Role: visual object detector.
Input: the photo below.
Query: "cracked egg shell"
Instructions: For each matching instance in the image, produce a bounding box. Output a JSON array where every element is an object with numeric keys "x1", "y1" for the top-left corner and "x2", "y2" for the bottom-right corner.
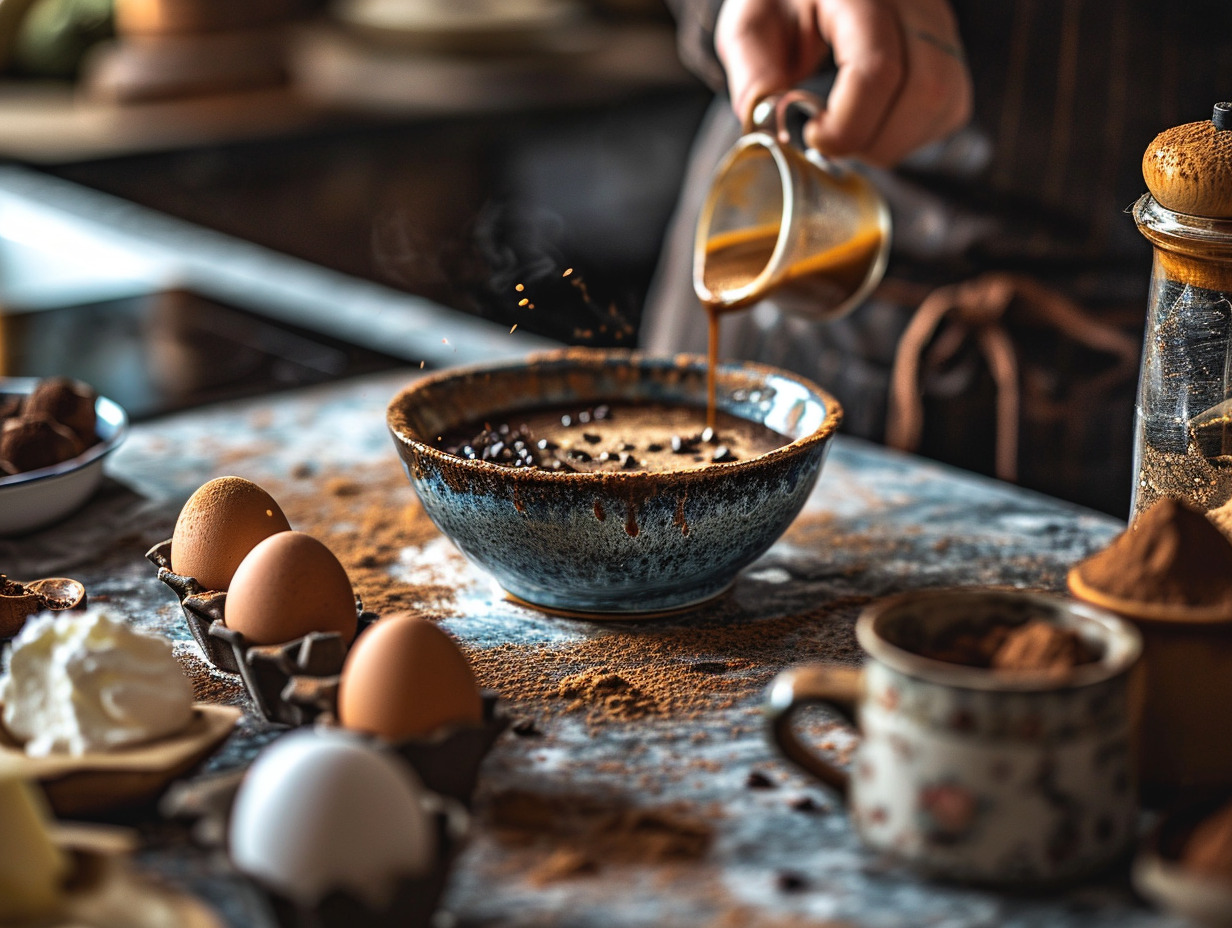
[
  {"x1": 338, "y1": 613, "x2": 481, "y2": 741},
  {"x1": 171, "y1": 476, "x2": 291, "y2": 592},
  {"x1": 225, "y1": 531, "x2": 357, "y2": 646}
]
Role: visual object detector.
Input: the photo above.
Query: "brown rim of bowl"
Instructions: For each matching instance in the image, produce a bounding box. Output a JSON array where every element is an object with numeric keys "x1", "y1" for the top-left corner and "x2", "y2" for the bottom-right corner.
[
  {"x1": 1067, "y1": 567, "x2": 1232, "y2": 625},
  {"x1": 854, "y1": 588, "x2": 1143, "y2": 692},
  {"x1": 385, "y1": 348, "x2": 843, "y2": 484}
]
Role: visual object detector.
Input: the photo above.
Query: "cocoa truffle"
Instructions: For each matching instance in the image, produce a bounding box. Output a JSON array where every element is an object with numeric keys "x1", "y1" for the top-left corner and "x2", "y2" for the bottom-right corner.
[
  {"x1": 24, "y1": 377, "x2": 97, "y2": 447},
  {"x1": 0, "y1": 394, "x2": 21, "y2": 422},
  {"x1": 0, "y1": 417, "x2": 82, "y2": 473}
]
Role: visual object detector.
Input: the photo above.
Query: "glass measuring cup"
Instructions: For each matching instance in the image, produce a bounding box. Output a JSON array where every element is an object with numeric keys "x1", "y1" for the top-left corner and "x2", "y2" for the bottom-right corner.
[{"x1": 693, "y1": 91, "x2": 891, "y2": 319}]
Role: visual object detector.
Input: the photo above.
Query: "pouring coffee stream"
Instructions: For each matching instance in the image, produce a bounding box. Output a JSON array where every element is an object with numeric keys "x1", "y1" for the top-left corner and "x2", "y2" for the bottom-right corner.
[{"x1": 694, "y1": 91, "x2": 891, "y2": 429}]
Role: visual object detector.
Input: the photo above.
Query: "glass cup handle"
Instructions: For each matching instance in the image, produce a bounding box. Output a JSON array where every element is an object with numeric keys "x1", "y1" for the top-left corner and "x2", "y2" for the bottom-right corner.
[{"x1": 765, "y1": 663, "x2": 862, "y2": 796}]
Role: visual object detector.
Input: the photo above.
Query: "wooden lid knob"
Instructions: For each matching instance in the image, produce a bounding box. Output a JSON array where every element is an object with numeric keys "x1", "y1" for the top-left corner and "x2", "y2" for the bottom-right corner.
[{"x1": 1143, "y1": 103, "x2": 1232, "y2": 218}]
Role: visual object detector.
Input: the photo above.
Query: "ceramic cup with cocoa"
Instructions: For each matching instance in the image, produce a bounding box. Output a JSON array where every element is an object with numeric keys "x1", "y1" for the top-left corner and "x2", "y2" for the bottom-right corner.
[{"x1": 766, "y1": 589, "x2": 1143, "y2": 885}]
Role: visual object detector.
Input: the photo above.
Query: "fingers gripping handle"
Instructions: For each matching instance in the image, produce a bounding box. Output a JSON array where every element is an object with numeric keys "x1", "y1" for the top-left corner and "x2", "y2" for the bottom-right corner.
[{"x1": 765, "y1": 663, "x2": 862, "y2": 797}]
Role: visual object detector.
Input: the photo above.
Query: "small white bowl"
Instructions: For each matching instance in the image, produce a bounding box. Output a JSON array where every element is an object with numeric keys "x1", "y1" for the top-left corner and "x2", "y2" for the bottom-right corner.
[
  {"x1": 1134, "y1": 799, "x2": 1232, "y2": 928},
  {"x1": 0, "y1": 378, "x2": 129, "y2": 535}
]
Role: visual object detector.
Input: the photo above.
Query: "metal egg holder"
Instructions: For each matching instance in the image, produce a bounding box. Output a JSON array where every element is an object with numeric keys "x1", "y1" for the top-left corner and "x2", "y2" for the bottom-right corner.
[
  {"x1": 146, "y1": 539, "x2": 372, "y2": 726},
  {"x1": 147, "y1": 539, "x2": 510, "y2": 805}
]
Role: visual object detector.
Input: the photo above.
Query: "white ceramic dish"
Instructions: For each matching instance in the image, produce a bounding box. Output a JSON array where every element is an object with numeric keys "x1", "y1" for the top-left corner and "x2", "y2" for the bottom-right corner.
[
  {"x1": 1133, "y1": 799, "x2": 1232, "y2": 928},
  {"x1": 0, "y1": 378, "x2": 129, "y2": 535}
]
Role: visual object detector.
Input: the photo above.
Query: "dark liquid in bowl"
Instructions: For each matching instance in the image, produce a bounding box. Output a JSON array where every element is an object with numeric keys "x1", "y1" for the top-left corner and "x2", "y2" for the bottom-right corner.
[{"x1": 435, "y1": 401, "x2": 789, "y2": 473}]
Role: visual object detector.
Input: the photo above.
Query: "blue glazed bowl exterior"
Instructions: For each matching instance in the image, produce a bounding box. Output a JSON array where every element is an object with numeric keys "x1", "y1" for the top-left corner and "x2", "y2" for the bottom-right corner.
[{"x1": 386, "y1": 349, "x2": 842, "y2": 615}]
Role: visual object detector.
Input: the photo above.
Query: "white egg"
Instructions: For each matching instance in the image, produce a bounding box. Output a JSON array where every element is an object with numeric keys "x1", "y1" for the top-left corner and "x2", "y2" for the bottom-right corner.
[{"x1": 229, "y1": 730, "x2": 434, "y2": 909}]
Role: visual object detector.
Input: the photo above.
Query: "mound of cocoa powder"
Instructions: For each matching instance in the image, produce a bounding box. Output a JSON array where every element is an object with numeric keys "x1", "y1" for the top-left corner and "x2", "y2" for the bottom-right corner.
[
  {"x1": 913, "y1": 620, "x2": 1096, "y2": 673},
  {"x1": 1074, "y1": 497, "x2": 1232, "y2": 609}
]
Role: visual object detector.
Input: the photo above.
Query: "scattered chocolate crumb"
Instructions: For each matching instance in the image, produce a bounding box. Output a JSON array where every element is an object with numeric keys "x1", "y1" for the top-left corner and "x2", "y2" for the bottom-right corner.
[
  {"x1": 512, "y1": 719, "x2": 542, "y2": 737},
  {"x1": 775, "y1": 871, "x2": 808, "y2": 893},
  {"x1": 789, "y1": 796, "x2": 820, "y2": 813},
  {"x1": 745, "y1": 771, "x2": 776, "y2": 790}
]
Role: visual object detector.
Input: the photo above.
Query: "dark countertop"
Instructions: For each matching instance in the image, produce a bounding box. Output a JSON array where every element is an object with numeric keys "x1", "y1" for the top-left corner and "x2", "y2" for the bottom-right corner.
[{"x1": 1, "y1": 368, "x2": 1169, "y2": 928}]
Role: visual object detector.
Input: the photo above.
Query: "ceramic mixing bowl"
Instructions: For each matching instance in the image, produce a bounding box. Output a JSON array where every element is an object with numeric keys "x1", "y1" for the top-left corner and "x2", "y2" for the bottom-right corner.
[{"x1": 386, "y1": 349, "x2": 842, "y2": 615}]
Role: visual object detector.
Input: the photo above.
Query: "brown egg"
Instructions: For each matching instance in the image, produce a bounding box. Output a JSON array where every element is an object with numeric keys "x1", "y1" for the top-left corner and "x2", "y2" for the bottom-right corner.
[
  {"x1": 225, "y1": 531, "x2": 358, "y2": 645},
  {"x1": 171, "y1": 476, "x2": 291, "y2": 591},
  {"x1": 338, "y1": 613, "x2": 482, "y2": 741}
]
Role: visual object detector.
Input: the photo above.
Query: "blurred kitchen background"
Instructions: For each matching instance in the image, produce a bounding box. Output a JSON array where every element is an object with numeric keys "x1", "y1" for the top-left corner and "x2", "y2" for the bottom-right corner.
[{"x1": 0, "y1": 0, "x2": 710, "y2": 417}]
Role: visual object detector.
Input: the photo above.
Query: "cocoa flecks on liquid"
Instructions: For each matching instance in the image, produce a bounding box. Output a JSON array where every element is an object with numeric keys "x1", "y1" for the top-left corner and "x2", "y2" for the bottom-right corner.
[{"x1": 437, "y1": 402, "x2": 785, "y2": 475}]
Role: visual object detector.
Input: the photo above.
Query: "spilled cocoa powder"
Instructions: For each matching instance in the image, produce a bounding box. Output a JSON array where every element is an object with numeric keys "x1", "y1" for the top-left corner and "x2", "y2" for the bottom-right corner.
[
  {"x1": 487, "y1": 789, "x2": 713, "y2": 885},
  {"x1": 254, "y1": 464, "x2": 868, "y2": 728},
  {"x1": 464, "y1": 597, "x2": 868, "y2": 728},
  {"x1": 262, "y1": 465, "x2": 458, "y2": 618},
  {"x1": 173, "y1": 645, "x2": 246, "y2": 707},
  {"x1": 1074, "y1": 497, "x2": 1232, "y2": 609}
]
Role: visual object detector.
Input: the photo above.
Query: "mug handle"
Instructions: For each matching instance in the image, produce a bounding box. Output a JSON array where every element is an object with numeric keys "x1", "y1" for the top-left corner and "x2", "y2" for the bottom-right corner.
[{"x1": 765, "y1": 663, "x2": 863, "y2": 797}]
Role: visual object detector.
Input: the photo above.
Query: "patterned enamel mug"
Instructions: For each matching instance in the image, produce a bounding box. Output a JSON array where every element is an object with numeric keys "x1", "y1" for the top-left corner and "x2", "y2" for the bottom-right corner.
[{"x1": 767, "y1": 589, "x2": 1143, "y2": 884}]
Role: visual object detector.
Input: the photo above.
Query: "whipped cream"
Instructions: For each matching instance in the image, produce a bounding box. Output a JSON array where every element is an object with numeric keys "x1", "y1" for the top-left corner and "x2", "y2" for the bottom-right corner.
[{"x1": 0, "y1": 609, "x2": 194, "y2": 756}]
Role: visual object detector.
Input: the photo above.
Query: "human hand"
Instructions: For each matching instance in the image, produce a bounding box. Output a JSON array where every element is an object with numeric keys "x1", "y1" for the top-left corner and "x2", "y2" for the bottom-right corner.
[{"x1": 714, "y1": 0, "x2": 972, "y2": 167}]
